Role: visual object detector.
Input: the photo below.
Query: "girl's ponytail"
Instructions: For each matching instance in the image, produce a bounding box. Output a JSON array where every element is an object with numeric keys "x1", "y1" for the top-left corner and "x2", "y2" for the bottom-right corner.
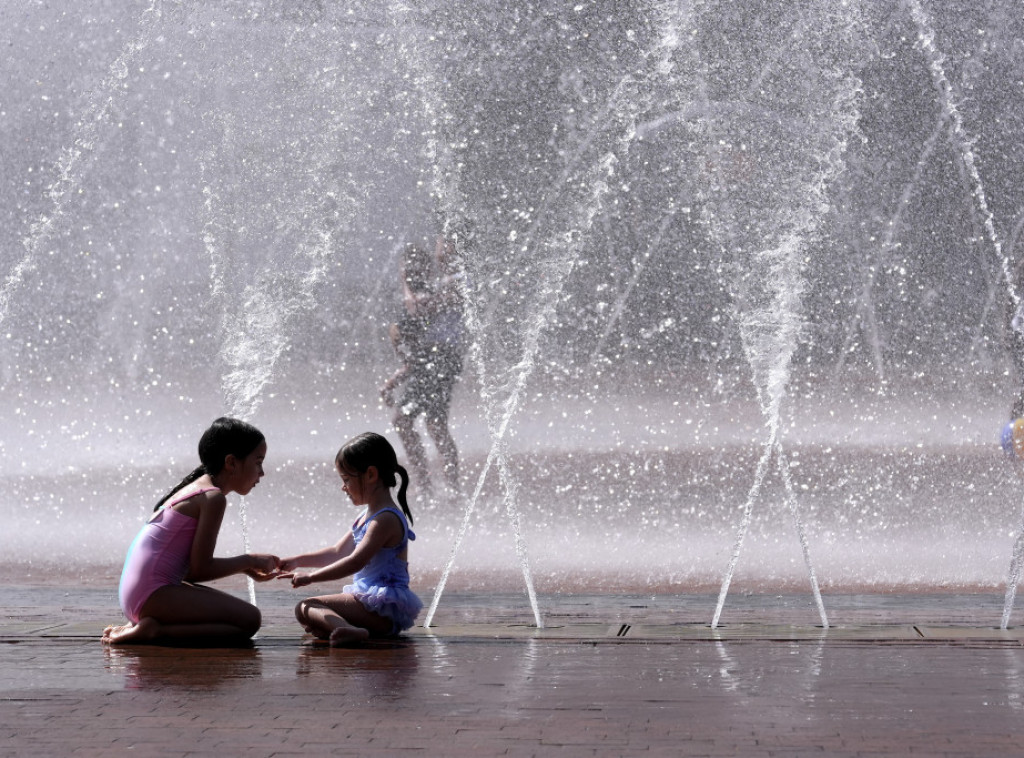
[
  {"x1": 395, "y1": 463, "x2": 413, "y2": 526},
  {"x1": 154, "y1": 465, "x2": 206, "y2": 511}
]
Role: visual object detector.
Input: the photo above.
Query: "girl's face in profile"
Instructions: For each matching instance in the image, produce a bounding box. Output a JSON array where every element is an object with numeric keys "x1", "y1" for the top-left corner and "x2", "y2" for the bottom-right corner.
[
  {"x1": 234, "y1": 441, "x2": 267, "y2": 496},
  {"x1": 338, "y1": 464, "x2": 365, "y2": 506}
]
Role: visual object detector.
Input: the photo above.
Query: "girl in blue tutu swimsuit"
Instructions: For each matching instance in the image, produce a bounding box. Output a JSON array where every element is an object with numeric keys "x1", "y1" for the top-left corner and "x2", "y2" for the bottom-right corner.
[{"x1": 278, "y1": 432, "x2": 422, "y2": 644}]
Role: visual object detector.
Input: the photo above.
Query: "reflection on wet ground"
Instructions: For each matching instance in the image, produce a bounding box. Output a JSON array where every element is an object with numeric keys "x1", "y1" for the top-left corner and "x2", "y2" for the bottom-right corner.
[
  {"x1": 1, "y1": 585, "x2": 1020, "y2": 632},
  {"x1": 1, "y1": 585, "x2": 1017, "y2": 629},
  {"x1": 4, "y1": 589, "x2": 1024, "y2": 755},
  {"x1": 4, "y1": 629, "x2": 1024, "y2": 756}
]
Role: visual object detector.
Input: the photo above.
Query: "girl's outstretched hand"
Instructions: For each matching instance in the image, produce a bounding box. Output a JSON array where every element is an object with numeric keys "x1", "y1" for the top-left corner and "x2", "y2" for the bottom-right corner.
[
  {"x1": 246, "y1": 553, "x2": 282, "y2": 582},
  {"x1": 247, "y1": 567, "x2": 282, "y2": 582},
  {"x1": 275, "y1": 571, "x2": 314, "y2": 588}
]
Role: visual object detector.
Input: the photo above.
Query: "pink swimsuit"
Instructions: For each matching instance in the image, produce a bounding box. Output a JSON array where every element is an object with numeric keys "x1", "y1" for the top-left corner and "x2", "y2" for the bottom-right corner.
[{"x1": 117, "y1": 488, "x2": 219, "y2": 623}]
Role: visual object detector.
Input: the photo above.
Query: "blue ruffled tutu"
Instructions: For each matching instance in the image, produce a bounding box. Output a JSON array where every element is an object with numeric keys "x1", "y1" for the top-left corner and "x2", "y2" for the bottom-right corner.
[{"x1": 344, "y1": 576, "x2": 423, "y2": 633}]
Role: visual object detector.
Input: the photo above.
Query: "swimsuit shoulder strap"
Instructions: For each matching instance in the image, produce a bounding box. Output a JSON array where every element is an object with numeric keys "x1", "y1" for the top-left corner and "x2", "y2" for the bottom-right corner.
[
  {"x1": 164, "y1": 486, "x2": 221, "y2": 510},
  {"x1": 363, "y1": 506, "x2": 412, "y2": 542}
]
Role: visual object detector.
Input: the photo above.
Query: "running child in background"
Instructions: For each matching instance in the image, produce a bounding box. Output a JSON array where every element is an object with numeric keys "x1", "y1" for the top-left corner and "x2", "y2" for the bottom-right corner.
[
  {"x1": 102, "y1": 417, "x2": 280, "y2": 645},
  {"x1": 277, "y1": 432, "x2": 422, "y2": 644},
  {"x1": 381, "y1": 239, "x2": 464, "y2": 494}
]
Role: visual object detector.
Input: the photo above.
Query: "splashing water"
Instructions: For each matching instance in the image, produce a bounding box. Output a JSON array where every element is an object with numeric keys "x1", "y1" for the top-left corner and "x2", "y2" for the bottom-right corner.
[
  {"x1": 9, "y1": 0, "x2": 1024, "y2": 627},
  {"x1": 0, "y1": 0, "x2": 167, "y2": 327},
  {"x1": 909, "y1": 0, "x2": 1018, "y2": 314},
  {"x1": 588, "y1": 206, "x2": 679, "y2": 368},
  {"x1": 907, "y1": 0, "x2": 1024, "y2": 629},
  {"x1": 219, "y1": 238, "x2": 335, "y2": 606},
  {"x1": 711, "y1": 231, "x2": 831, "y2": 629},
  {"x1": 1003, "y1": 496, "x2": 1024, "y2": 630},
  {"x1": 335, "y1": 242, "x2": 406, "y2": 374},
  {"x1": 195, "y1": 85, "x2": 355, "y2": 420},
  {"x1": 696, "y1": 0, "x2": 867, "y2": 627},
  {"x1": 189, "y1": 12, "x2": 371, "y2": 605},
  {"x1": 384, "y1": 1, "x2": 546, "y2": 627},
  {"x1": 834, "y1": 106, "x2": 950, "y2": 385},
  {"x1": 402, "y1": 0, "x2": 694, "y2": 628},
  {"x1": 908, "y1": 0, "x2": 1024, "y2": 628}
]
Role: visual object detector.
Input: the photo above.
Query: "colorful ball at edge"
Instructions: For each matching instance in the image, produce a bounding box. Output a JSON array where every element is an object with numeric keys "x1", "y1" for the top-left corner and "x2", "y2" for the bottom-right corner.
[{"x1": 1002, "y1": 418, "x2": 1024, "y2": 460}]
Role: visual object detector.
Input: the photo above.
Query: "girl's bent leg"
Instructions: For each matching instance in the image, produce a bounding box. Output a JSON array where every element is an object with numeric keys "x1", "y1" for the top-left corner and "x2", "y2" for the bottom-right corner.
[
  {"x1": 107, "y1": 584, "x2": 261, "y2": 644},
  {"x1": 394, "y1": 411, "x2": 431, "y2": 493},
  {"x1": 425, "y1": 414, "x2": 459, "y2": 492},
  {"x1": 295, "y1": 593, "x2": 393, "y2": 645}
]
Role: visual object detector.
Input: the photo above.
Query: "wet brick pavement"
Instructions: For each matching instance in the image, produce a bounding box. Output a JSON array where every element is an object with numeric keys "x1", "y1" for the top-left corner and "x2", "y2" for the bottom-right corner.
[{"x1": 3, "y1": 589, "x2": 1024, "y2": 757}]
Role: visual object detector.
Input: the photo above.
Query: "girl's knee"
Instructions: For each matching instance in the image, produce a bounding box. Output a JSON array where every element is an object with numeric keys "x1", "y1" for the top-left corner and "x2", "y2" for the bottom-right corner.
[
  {"x1": 295, "y1": 598, "x2": 322, "y2": 623},
  {"x1": 240, "y1": 605, "x2": 262, "y2": 637}
]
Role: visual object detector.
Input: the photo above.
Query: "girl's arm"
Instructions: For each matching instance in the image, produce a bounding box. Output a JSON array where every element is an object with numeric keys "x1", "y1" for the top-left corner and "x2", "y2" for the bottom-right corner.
[
  {"x1": 185, "y1": 491, "x2": 278, "y2": 582},
  {"x1": 279, "y1": 532, "x2": 354, "y2": 572},
  {"x1": 380, "y1": 364, "x2": 410, "y2": 407},
  {"x1": 403, "y1": 280, "x2": 423, "y2": 315},
  {"x1": 287, "y1": 514, "x2": 401, "y2": 588}
]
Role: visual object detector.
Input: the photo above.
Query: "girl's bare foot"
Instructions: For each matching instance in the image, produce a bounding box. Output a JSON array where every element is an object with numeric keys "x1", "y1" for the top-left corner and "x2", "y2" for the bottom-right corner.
[
  {"x1": 302, "y1": 624, "x2": 330, "y2": 641},
  {"x1": 329, "y1": 625, "x2": 370, "y2": 646},
  {"x1": 101, "y1": 617, "x2": 161, "y2": 644}
]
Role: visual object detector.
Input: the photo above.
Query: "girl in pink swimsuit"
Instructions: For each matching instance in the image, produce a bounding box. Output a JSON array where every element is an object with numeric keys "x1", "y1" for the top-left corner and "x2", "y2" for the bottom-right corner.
[{"x1": 102, "y1": 417, "x2": 280, "y2": 645}]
